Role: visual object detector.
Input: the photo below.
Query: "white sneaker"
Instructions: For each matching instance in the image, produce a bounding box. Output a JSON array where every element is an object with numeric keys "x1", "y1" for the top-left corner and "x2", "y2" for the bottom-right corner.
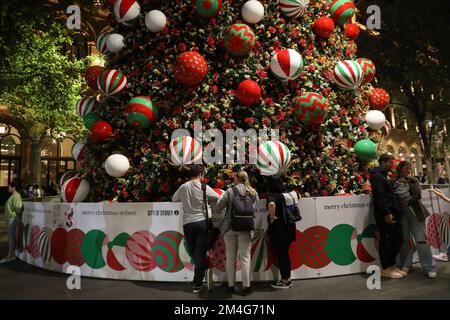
[
  {"x1": 0, "y1": 257, "x2": 15, "y2": 264},
  {"x1": 433, "y1": 253, "x2": 448, "y2": 262},
  {"x1": 427, "y1": 271, "x2": 437, "y2": 279}
]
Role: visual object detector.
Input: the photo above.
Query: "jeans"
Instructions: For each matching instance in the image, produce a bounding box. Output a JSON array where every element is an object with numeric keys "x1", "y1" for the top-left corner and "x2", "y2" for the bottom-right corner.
[
  {"x1": 7, "y1": 217, "x2": 19, "y2": 256},
  {"x1": 399, "y1": 209, "x2": 436, "y2": 272},
  {"x1": 223, "y1": 230, "x2": 252, "y2": 288},
  {"x1": 376, "y1": 217, "x2": 403, "y2": 270},
  {"x1": 183, "y1": 221, "x2": 208, "y2": 287}
]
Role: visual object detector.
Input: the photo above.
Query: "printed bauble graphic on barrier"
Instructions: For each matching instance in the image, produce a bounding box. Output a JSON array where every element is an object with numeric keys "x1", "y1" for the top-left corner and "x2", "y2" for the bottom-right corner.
[
  {"x1": 51, "y1": 227, "x2": 68, "y2": 264},
  {"x1": 65, "y1": 229, "x2": 85, "y2": 266},
  {"x1": 356, "y1": 224, "x2": 377, "y2": 263},
  {"x1": 23, "y1": 223, "x2": 30, "y2": 252},
  {"x1": 38, "y1": 227, "x2": 53, "y2": 261},
  {"x1": 288, "y1": 229, "x2": 304, "y2": 270},
  {"x1": 82, "y1": 230, "x2": 108, "y2": 269},
  {"x1": 107, "y1": 232, "x2": 129, "y2": 271},
  {"x1": 440, "y1": 212, "x2": 449, "y2": 246},
  {"x1": 15, "y1": 222, "x2": 24, "y2": 252},
  {"x1": 151, "y1": 231, "x2": 184, "y2": 273},
  {"x1": 325, "y1": 224, "x2": 357, "y2": 266},
  {"x1": 251, "y1": 228, "x2": 276, "y2": 272},
  {"x1": 427, "y1": 213, "x2": 442, "y2": 248},
  {"x1": 297, "y1": 226, "x2": 331, "y2": 269},
  {"x1": 179, "y1": 238, "x2": 194, "y2": 271},
  {"x1": 28, "y1": 225, "x2": 41, "y2": 259},
  {"x1": 126, "y1": 230, "x2": 156, "y2": 272},
  {"x1": 207, "y1": 235, "x2": 241, "y2": 272}
]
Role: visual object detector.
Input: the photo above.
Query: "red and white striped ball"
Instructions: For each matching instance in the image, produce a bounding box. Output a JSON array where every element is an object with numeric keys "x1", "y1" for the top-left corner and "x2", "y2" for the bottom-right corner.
[
  {"x1": 76, "y1": 96, "x2": 96, "y2": 118},
  {"x1": 60, "y1": 170, "x2": 81, "y2": 189},
  {"x1": 114, "y1": 0, "x2": 141, "y2": 26},
  {"x1": 269, "y1": 49, "x2": 303, "y2": 81},
  {"x1": 61, "y1": 177, "x2": 90, "y2": 203},
  {"x1": 126, "y1": 230, "x2": 157, "y2": 272},
  {"x1": 72, "y1": 141, "x2": 86, "y2": 161}
]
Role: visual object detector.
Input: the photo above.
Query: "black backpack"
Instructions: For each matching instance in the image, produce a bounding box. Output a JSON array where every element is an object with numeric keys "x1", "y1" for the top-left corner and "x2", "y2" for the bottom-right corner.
[
  {"x1": 230, "y1": 187, "x2": 255, "y2": 231},
  {"x1": 281, "y1": 191, "x2": 302, "y2": 224}
]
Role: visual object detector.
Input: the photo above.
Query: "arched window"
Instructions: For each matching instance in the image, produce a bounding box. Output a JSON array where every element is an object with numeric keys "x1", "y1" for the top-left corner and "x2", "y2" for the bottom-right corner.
[
  {"x1": 0, "y1": 123, "x2": 22, "y2": 186},
  {"x1": 41, "y1": 136, "x2": 76, "y2": 187}
]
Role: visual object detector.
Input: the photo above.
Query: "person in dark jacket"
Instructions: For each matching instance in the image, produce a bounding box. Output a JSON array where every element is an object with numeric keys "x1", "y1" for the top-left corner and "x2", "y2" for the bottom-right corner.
[
  {"x1": 265, "y1": 176, "x2": 296, "y2": 289},
  {"x1": 370, "y1": 154, "x2": 404, "y2": 279}
]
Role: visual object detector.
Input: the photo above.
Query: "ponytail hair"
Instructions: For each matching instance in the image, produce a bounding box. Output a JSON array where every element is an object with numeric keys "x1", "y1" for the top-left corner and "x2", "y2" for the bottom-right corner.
[{"x1": 237, "y1": 171, "x2": 256, "y2": 197}]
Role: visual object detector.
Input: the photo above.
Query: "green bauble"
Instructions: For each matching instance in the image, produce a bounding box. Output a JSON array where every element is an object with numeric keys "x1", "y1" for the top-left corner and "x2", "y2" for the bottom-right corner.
[
  {"x1": 325, "y1": 224, "x2": 357, "y2": 266},
  {"x1": 354, "y1": 139, "x2": 377, "y2": 161},
  {"x1": 83, "y1": 112, "x2": 101, "y2": 130}
]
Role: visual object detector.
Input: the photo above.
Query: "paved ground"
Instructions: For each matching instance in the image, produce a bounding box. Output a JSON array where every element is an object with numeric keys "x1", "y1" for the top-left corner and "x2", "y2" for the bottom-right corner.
[{"x1": 0, "y1": 240, "x2": 449, "y2": 300}]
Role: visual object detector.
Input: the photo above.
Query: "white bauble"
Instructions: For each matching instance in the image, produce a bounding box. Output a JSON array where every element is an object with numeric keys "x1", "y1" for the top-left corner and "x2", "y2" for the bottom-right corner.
[
  {"x1": 242, "y1": 0, "x2": 264, "y2": 24},
  {"x1": 106, "y1": 33, "x2": 125, "y2": 53},
  {"x1": 105, "y1": 154, "x2": 130, "y2": 178},
  {"x1": 145, "y1": 10, "x2": 166, "y2": 33},
  {"x1": 365, "y1": 110, "x2": 386, "y2": 130}
]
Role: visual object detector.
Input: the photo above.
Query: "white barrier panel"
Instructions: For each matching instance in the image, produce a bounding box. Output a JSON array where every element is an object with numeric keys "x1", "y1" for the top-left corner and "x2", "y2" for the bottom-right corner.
[{"x1": 16, "y1": 195, "x2": 385, "y2": 282}]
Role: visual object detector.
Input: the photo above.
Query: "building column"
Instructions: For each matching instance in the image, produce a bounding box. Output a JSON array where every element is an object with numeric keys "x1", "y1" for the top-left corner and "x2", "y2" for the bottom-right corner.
[{"x1": 28, "y1": 139, "x2": 42, "y2": 186}]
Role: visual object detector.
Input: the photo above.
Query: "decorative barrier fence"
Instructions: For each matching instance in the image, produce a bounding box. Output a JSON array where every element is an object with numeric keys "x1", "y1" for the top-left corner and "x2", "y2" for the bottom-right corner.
[{"x1": 15, "y1": 190, "x2": 450, "y2": 282}]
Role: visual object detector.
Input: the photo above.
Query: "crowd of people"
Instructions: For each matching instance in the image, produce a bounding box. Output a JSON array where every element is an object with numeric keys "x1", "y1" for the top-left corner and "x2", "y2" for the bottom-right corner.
[{"x1": 1, "y1": 159, "x2": 449, "y2": 293}]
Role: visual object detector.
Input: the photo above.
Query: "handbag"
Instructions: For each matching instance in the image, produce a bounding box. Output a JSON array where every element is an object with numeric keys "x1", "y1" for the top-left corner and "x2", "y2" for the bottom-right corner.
[
  {"x1": 202, "y1": 183, "x2": 220, "y2": 250},
  {"x1": 281, "y1": 191, "x2": 302, "y2": 224}
]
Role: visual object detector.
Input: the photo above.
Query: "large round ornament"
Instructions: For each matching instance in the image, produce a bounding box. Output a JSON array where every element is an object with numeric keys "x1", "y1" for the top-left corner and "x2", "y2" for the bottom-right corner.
[
  {"x1": 83, "y1": 112, "x2": 101, "y2": 130},
  {"x1": 126, "y1": 231, "x2": 157, "y2": 272},
  {"x1": 329, "y1": 0, "x2": 355, "y2": 25},
  {"x1": 356, "y1": 224, "x2": 377, "y2": 263},
  {"x1": 297, "y1": 226, "x2": 331, "y2": 269},
  {"x1": 106, "y1": 33, "x2": 124, "y2": 53},
  {"x1": 325, "y1": 224, "x2": 357, "y2": 266},
  {"x1": 91, "y1": 121, "x2": 113, "y2": 142},
  {"x1": 236, "y1": 79, "x2": 261, "y2": 106},
  {"x1": 84, "y1": 66, "x2": 105, "y2": 90},
  {"x1": 344, "y1": 23, "x2": 360, "y2": 40},
  {"x1": 354, "y1": 139, "x2": 377, "y2": 161},
  {"x1": 151, "y1": 231, "x2": 184, "y2": 273},
  {"x1": 65, "y1": 229, "x2": 85, "y2": 266},
  {"x1": 279, "y1": 0, "x2": 309, "y2": 19},
  {"x1": 193, "y1": 0, "x2": 222, "y2": 18},
  {"x1": 97, "y1": 69, "x2": 127, "y2": 96},
  {"x1": 333, "y1": 60, "x2": 363, "y2": 90},
  {"x1": 145, "y1": 10, "x2": 166, "y2": 33},
  {"x1": 365, "y1": 110, "x2": 386, "y2": 130},
  {"x1": 105, "y1": 154, "x2": 130, "y2": 178},
  {"x1": 173, "y1": 51, "x2": 208, "y2": 86},
  {"x1": 28, "y1": 225, "x2": 41, "y2": 259},
  {"x1": 427, "y1": 213, "x2": 442, "y2": 249},
  {"x1": 314, "y1": 16, "x2": 335, "y2": 39},
  {"x1": 169, "y1": 136, "x2": 203, "y2": 167},
  {"x1": 114, "y1": 0, "x2": 141, "y2": 26},
  {"x1": 96, "y1": 32, "x2": 110, "y2": 54},
  {"x1": 224, "y1": 23, "x2": 256, "y2": 56},
  {"x1": 60, "y1": 170, "x2": 81, "y2": 188},
  {"x1": 356, "y1": 58, "x2": 376, "y2": 84},
  {"x1": 242, "y1": 0, "x2": 264, "y2": 24},
  {"x1": 256, "y1": 140, "x2": 292, "y2": 176},
  {"x1": 72, "y1": 141, "x2": 86, "y2": 161},
  {"x1": 369, "y1": 88, "x2": 390, "y2": 110},
  {"x1": 269, "y1": 49, "x2": 303, "y2": 81},
  {"x1": 76, "y1": 96, "x2": 96, "y2": 118},
  {"x1": 106, "y1": 232, "x2": 129, "y2": 271},
  {"x1": 126, "y1": 96, "x2": 158, "y2": 129},
  {"x1": 293, "y1": 92, "x2": 329, "y2": 126},
  {"x1": 61, "y1": 177, "x2": 90, "y2": 203}
]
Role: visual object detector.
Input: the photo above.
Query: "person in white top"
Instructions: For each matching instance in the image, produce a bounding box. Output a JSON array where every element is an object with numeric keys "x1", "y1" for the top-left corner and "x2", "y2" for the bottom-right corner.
[{"x1": 172, "y1": 165, "x2": 219, "y2": 294}]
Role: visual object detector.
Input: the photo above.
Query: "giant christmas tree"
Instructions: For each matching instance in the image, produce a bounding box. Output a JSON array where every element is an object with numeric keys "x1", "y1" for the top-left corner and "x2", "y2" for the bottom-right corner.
[{"x1": 71, "y1": 0, "x2": 391, "y2": 203}]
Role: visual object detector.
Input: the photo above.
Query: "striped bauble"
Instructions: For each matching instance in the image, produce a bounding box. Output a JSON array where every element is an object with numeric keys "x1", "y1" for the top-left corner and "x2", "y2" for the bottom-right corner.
[
  {"x1": 169, "y1": 136, "x2": 202, "y2": 168},
  {"x1": 97, "y1": 69, "x2": 127, "y2": 96},
  {"x1": 95, "y1": 32, "x2": 110, "y2": 54},
  {"x1": 332, "y1": 60, "x2": 363, "y2": 90},
  {"x1": 76, "y1": 96, "x2": 95, "y2": 118},
  {"x1": 126, "y1": 96, "x2": 158, "y2": 129},
  {"x1": 270, "y1": 49, "x2": 303, "y2": 81},
  {"x1": 329, "y1": 0, "x2": 355, "y2": 25},
  {"x1": 114, "y1": 0, "x2": 141, "y2": 26},
  {"x1": 279, "y1": 0, "x2": 309, "y2": 18},
  {"x1": 256, "y1": 140, "x2": 292, "y2": 176}
]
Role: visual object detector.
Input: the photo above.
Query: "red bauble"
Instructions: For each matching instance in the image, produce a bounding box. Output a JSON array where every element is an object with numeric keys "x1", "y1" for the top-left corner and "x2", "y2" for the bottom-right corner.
[
  {"x1": 370, "y1": 88, "x2": 390, "y2": 111},
  {"x1": 344, "y1": 23, "x2": 360, "y2": 40},
  {"x1": 84, "y1": 66, "x2": 105, "y2": 90},
  {"x1": 91, "y1": 121, "x2": 113, "y2": 142},
  {"x1": 314, "y1": 17, "x2": 335, "y2": 39},
  {"x1": 173, "y1": 51, "x2": 208, "y2": 86},
  {"x1": 236, "y1": 80, "x2": 261, "y2": 106}
]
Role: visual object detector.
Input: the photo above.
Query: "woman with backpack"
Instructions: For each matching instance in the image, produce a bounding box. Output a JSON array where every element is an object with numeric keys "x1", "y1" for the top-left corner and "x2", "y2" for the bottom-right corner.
[
  {"x1": 266, "y1": 176, "x2": 297, "y2": 289},
  {"x1": 215, "y1": 171, "x2": 259, "y2": 295}
]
